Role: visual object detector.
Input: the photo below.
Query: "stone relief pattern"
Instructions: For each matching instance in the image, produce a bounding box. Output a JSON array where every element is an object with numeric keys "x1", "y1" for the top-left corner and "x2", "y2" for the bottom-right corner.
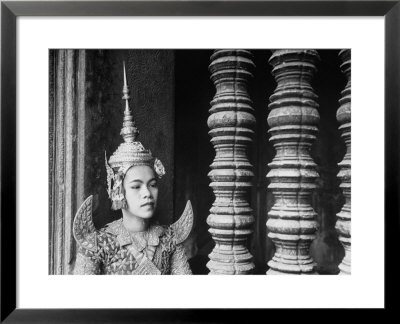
[
  {"x1": 49, "y1": 51, "x2": 55, "y2": 274},
  {"x1": 55, "y1": 50, "x2": 66, "y2": 275}
]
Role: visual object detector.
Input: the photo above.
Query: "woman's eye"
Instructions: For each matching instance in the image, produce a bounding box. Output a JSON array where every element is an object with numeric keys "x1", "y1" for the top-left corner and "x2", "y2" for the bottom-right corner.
[
  {"x1": 131, "y1": 186, "x2": 140, "y2": 190},
  {"x1": 150, "y1": 183, "x2": 158, "y2": 188}
]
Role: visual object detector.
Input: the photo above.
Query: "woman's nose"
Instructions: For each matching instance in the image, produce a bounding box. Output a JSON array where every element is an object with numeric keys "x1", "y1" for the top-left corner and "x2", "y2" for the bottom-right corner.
[{"x1": 141, "y1": 186, "x2": 152, "y2": 198}]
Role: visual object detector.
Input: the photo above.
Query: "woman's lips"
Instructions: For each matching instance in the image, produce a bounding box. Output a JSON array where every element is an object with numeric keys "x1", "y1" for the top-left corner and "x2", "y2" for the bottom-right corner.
[{"x1": 141, "y1": 202, "x2": 154, "y2": 208}]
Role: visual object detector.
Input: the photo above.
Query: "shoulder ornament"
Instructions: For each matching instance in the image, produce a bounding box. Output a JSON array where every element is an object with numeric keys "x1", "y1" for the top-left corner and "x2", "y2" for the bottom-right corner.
[
  {"x1": 73, "y1": 195, "x2": 97, "y2": 252},
  {"x1": 170, "y1": 200, "x2": 194, "y2": 245}
]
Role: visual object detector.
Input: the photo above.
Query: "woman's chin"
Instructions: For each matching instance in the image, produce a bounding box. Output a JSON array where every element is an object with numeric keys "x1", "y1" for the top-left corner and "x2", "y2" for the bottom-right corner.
[
  {"x1": 139, "y1": 213, "x2": 154, "y2": 219},
  {"x1": 124, "y1": 209, "x2": 155, "y2": 220}
]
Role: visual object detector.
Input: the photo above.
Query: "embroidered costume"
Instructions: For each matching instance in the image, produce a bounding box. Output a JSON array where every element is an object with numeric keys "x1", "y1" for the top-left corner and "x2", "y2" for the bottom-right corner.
[
  {"x1": 73, "y1": 196, "x2": 193, "y2": 275},
  {"x1": 72, "y1": 62, "x2": 193, "y2": 275}
]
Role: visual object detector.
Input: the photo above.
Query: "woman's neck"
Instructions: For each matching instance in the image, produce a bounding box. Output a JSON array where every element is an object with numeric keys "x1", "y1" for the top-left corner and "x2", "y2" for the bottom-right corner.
[{"x1": 121, "y1": 210, "x2": 149, "y2": 233}]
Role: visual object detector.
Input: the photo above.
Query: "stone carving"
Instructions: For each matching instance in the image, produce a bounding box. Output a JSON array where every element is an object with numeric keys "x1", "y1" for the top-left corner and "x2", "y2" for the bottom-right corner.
[
  {"x1": 335, "y1": 49, "x2": 351, "y2": 275},
  {"x1": 207, "y1": 50, "x2": 256, "y2": 274},
  {"x1": 49, "y1": 50, "x2": 87, "y2": 275},
  {"x1": 49, "y1": 50, "x2": 55, "y2": 274},
  {"x1": 54, "y1": 50, "x2": 66, "y2": 275},
  {"x1": 266, "y1": 50, "x2": 320, "y2": 275}
]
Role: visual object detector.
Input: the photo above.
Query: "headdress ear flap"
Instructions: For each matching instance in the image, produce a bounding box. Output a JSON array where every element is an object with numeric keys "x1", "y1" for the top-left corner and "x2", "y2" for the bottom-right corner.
[
  {"x1": 154, "y1": 158, "x2": 166, "y2": 179},
  {"x1": 105, "y1": 151, "x2": 114, "y2": 199},
  {"x1": 110, "y1": 167, "x2": 128, "y2": 211}
]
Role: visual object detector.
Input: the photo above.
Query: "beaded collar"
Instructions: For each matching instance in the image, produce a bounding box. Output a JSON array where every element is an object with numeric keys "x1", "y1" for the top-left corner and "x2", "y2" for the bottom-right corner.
[{"x1": 103, "y1": 218, "x2": 164, "y2": 252}]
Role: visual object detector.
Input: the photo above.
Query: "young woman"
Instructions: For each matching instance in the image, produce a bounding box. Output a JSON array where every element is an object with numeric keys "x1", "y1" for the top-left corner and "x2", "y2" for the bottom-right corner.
[{"x1": 73, "y1": 64, "x2": 193, "y2": 275}]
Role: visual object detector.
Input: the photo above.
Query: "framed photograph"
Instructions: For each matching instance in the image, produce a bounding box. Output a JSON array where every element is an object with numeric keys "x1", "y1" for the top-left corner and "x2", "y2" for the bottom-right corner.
[{"x1": 1, "y1": 0, "x2": 398, "y2": 321}]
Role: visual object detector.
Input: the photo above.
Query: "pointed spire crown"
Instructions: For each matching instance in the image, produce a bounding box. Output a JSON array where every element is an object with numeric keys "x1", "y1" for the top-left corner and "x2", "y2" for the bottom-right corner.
[
  {"x1": 107, "y1": 62, "x2": 165, "y2": 178},
  {"x1": 120, "y1": 61, "x2": 139, "y2": 143}
]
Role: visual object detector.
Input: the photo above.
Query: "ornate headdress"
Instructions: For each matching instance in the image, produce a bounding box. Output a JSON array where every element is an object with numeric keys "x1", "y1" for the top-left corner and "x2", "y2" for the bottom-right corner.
[{"x1": 105, "y1": 62, "x2": 165, "y2": 210}]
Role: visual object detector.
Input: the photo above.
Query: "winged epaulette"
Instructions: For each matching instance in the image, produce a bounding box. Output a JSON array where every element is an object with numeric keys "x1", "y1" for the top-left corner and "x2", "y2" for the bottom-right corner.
[
  {"x1": 170, "y1": 200, "x2": 194, "y2": 245},
  {"x1": 73, "y1": 195, "x2": 98, "y2": 252}
]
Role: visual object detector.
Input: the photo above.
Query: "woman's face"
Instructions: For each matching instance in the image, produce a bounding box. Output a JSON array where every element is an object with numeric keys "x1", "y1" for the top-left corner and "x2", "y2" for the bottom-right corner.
[{"x1": 122, "y1": 165, "x2": 158, "y2": 219}]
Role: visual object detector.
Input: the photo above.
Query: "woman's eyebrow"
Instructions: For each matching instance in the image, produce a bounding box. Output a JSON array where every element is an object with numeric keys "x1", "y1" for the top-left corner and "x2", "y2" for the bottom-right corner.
[
  {"x1": 128, "y1": 179, "x2": 143, "y2": 184},
  {"x1": 128, "y1": 178, "x2": 157, "y2": 184}
]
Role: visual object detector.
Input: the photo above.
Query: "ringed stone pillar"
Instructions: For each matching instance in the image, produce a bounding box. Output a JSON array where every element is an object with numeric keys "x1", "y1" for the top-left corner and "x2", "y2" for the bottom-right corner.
[
  {"x1": 266, "y1": 50, "x2": 320, "y2": 275},
  {"x1": 335, "y1": 49, "x2": 351, "y2": 275},
  {"x1": 206, "y1": 50, "x2": 256, "y2": 274}
]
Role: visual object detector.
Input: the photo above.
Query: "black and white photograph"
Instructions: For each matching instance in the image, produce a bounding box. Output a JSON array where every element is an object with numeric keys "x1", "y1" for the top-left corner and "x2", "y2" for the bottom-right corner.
[
  {"x1": 2, "y1": 1, "x2": 396, "y2": 318},
  {"x1": 48, "y1": 49, "x2": 351, "y2": 275}
]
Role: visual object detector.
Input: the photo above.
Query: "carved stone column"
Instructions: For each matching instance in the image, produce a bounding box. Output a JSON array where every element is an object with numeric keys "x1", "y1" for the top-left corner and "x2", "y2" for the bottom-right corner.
[
  {"x1": 335, "y1": 49, "x2": 351, "y2": 275},
  {"x1": 49, "y1": 49, "x2": 88, "y2": 275},
  {"x1": 266, "y1": 50, "x2": 320, "y2": 275},
  {"x1": 207, "y1": 50, "x2": 256, "y2": 274}
]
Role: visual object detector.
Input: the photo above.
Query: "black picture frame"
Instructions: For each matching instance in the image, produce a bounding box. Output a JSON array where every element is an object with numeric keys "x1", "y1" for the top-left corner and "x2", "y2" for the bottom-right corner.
[{"x1": 1, "y1": 0, "x2": 398, "y2": 322}]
